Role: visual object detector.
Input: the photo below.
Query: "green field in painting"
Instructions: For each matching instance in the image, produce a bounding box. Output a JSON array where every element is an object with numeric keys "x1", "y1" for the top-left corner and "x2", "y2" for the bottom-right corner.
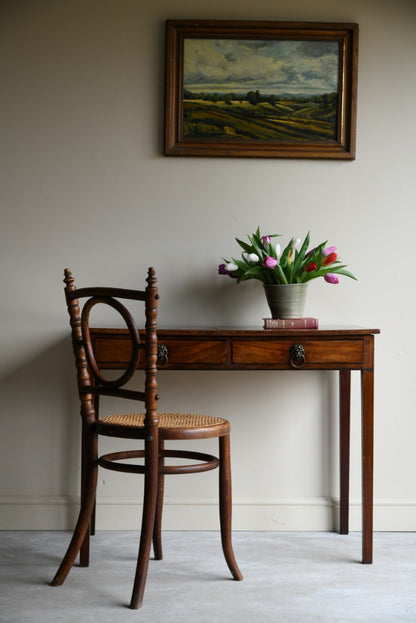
[{"x1": 183, "y1": 99, "x2": 337, "y2": 142}]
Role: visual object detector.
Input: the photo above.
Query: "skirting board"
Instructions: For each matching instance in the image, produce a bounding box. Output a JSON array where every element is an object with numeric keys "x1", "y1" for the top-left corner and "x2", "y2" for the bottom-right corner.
[{"x1": 1, "y1": 497, "x2": 416, "y2": 531}]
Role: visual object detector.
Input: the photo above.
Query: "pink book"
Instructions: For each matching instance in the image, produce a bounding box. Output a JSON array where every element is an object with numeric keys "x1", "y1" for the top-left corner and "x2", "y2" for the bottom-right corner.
[{"x1": 263, "y1": 317, "x2": 319, "y2": 329}]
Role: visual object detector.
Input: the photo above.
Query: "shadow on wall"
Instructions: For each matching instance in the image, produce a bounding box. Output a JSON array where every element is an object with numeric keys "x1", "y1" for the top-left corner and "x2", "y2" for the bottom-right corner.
[
  {"x1": 0, "y1": 337, "x2": 81, "y2": 511},
  {"x1": 158, "y1": 271, "x2": 266, "y2": 327}
]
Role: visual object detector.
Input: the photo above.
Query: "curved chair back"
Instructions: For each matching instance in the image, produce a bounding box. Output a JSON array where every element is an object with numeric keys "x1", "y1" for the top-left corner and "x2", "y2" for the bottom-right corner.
[{"x1": 63, "y1": 266, "x2": 159, "y2": 429}]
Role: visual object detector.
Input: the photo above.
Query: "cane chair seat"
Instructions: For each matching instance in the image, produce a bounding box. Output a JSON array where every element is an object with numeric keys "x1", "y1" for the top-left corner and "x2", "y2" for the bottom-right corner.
[
  {"x1": 97, "y1": 413, "x2": 230, "y2": 476},
  {"x1": 97, "y1": 412, "x2": 230, "y2": 437}
]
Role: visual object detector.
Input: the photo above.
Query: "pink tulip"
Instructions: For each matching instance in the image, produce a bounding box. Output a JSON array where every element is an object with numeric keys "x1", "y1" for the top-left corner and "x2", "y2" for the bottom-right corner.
[
  {"x1": 324, "y1": 273, "x2": 339, "y2": 284},
  {"x1": 323, "y1": 246, "x2": 337, "y2": 256},
  {"x1": 263, "y1": 256, "x2": 278, "y2": 269}
]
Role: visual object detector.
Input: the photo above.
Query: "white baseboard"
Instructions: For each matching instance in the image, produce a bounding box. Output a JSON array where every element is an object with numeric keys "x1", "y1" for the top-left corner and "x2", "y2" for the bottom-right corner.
[{"x1": 1, "y1": 496, "x2": 416, "y2": 531}]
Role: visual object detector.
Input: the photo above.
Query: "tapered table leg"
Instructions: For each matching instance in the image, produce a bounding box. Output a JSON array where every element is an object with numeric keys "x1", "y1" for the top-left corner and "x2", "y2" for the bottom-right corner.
[
  {"x1": 361, "y1": 367, "x2": 374, "y2": 564},
  {"x1": 339, "y1": 369, "x2": 351, "y2": 535}
]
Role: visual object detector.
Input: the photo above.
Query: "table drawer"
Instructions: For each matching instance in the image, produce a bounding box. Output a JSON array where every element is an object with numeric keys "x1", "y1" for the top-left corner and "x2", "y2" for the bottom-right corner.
[
  {"x1": 157, "y1": 339, "x2": 228, "y2": 365},
  {"x1": 232, "y1": 339, "x2": 363, "y2": 365},
  {"x1": 94, "y1": 337, "x2": 228, "y2": 366}
]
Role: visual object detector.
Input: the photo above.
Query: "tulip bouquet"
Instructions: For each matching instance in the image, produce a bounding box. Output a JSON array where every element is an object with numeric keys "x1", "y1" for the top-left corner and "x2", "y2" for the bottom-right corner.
[{"x1": 218, "y1": 227, "x2": 357, "y2": 285}]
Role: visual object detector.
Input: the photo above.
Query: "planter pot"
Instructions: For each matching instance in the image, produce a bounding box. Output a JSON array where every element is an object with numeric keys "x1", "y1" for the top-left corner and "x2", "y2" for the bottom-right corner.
[{"x1": 263, "y1": 283, "x2": 308, "y2": 319}]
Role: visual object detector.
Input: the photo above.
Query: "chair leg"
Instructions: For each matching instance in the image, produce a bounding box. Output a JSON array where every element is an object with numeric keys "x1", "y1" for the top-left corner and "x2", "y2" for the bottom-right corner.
[
  {"x1": 129, "y1": 433, "x2": 159, "y2": 609},
  {"x1": 51, "y1": 427, "x2": 98, "y2": 586},
  {"x1": 219, "y1": 435, "x2": 243, "y2": 581},
  {"x1": 89, "y1": 395, "x2": 99, "y2": 539},
  {"x1": 79, "y1": 529, "x2": 90, "y2": 568},
  {"x1": 153, "y1": 439, "x2": 164, "y2": 561},
  {"x1": 79, "y1": 427, "x2": 92, "y2": 567}
]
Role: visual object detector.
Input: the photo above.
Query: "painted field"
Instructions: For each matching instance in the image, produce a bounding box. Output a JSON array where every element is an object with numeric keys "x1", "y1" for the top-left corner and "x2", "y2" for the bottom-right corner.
[{"x1": 183, "y1": 99, "x2": 337, "y2": 142}]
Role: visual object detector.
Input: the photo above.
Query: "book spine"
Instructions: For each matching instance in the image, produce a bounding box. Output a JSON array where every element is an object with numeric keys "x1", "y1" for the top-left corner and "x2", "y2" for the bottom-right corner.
[{"x1": 263, "y1": 318, "x2": 319, "y2": 329}]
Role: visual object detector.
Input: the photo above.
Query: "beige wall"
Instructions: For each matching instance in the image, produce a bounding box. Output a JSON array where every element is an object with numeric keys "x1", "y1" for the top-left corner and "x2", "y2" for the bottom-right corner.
[{"x1": 1, "y1": 0, "x2": 415, "y2": 531}]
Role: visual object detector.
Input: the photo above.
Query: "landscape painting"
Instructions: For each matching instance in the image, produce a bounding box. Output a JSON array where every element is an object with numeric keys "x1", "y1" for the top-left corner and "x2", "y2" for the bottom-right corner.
[
  {"x1": 164, "y1": 21, "x2": 358, "y2": 159},
  {"x1": 183, "y1": 39, "x2": 340, "y2": 143}
]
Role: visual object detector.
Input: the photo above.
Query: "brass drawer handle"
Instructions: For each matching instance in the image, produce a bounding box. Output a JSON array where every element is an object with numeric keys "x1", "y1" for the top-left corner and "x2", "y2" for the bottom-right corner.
[
  {"x1": 157, "y1": 344, "x2": 169, "y2": 367},
  {"x1": 290, "y1": 343, "x2": 305, "y2": 369}
]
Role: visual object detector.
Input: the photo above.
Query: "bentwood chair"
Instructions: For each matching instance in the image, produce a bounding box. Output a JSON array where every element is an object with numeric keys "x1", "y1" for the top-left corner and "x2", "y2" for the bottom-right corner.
[{"x1": 51, "y1": 267, "x2": 242, "y2": 609}]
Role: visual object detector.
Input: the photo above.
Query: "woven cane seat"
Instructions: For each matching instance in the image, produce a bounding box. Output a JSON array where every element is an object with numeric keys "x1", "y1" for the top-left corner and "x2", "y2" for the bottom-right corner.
[
  {"x1": 100, "y1": 413, "x2": 225, "y2": 427},
  {"x1": 96, "y1": 412, "x2": 230, "y2": 440}
]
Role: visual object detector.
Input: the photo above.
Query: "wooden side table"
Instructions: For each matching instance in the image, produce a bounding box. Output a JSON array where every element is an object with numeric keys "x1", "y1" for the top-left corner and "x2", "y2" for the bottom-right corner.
[{"x1": 91, "y1": 326, "x2": 379, "y2": 563}]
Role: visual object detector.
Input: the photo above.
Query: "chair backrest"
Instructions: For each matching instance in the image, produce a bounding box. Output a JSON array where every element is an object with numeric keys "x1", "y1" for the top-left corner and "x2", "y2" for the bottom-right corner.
[{"x1": 63, "y1": 267, "x2": 160, "y2": 429}]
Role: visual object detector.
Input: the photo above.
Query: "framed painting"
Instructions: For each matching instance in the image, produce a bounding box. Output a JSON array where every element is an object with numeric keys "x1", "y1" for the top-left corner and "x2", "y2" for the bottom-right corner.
[{"x1": 164, "y1": 20, "x2": 358, "y2": 159}]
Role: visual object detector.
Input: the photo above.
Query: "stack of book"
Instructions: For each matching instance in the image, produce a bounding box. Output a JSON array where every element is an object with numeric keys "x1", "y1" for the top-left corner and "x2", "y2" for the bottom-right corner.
[{"x1": 263, "y1": 317, "x2": 319, "y2": 329}]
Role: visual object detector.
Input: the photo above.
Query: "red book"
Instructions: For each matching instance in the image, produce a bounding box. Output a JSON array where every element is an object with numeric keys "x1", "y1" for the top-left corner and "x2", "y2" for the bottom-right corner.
[{"x1": 263, "y1": 317, "x2": 319, "y2": 329}]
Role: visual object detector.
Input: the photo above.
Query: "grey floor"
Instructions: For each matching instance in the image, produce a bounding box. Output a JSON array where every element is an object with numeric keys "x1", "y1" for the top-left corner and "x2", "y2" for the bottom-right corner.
[{"x1": 1, "y1": 531, "x2": 416, "y2": 623}]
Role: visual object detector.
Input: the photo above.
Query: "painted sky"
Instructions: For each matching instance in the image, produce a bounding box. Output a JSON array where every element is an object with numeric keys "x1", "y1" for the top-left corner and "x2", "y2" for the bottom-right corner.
[{"x1": 183, "y1": 39, "x2": 339, "y2": 96}]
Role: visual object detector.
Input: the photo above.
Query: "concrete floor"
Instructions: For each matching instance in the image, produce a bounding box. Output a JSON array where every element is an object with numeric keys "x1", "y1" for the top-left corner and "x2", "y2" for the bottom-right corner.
[{"x1": 1, "y1": 531, "x2": 415, "y2": 622}]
